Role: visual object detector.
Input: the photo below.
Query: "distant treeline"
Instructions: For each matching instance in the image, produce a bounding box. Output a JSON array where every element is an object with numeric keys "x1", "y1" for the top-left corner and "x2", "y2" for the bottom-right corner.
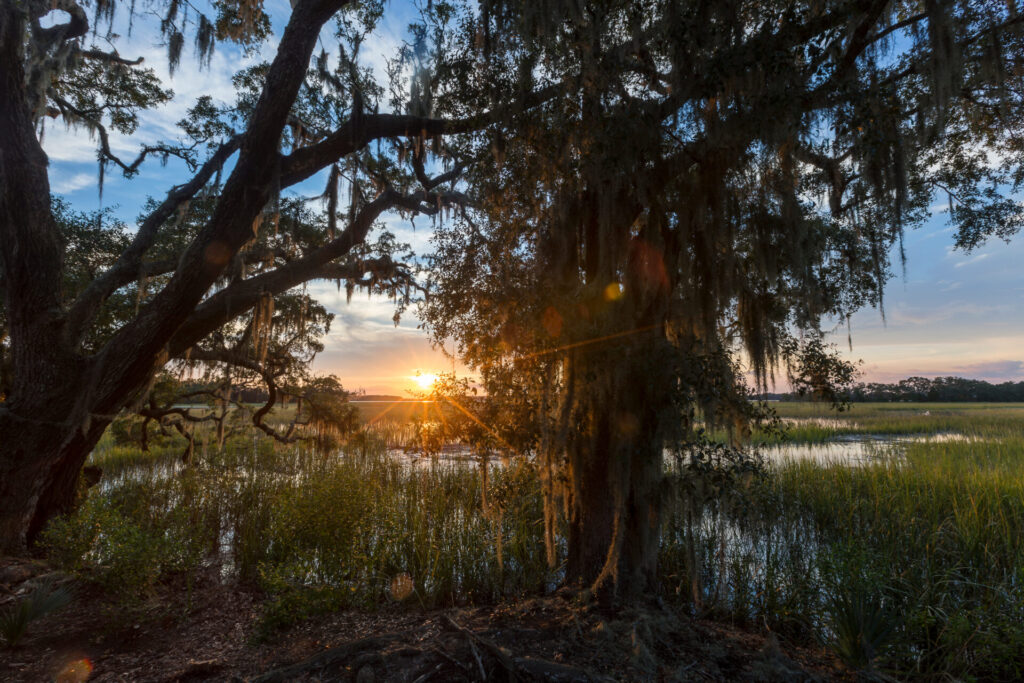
[{"x1": 758, "y1": 376, "x2": 1024, "y2": 403}]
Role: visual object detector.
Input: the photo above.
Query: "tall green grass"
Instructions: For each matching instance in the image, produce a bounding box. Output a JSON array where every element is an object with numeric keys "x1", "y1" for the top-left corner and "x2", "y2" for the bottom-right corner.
[
  {"x1": 665, "y1": 410, "x2": 1024, "y2": 680},
  {"x1": 48, "y1": 434, "x2": 551, "y2": 630}
]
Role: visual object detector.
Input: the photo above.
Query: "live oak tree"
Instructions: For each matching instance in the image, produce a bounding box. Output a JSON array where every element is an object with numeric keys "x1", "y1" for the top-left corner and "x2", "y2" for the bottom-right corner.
[
  {"x1": 0, "y1": 0, "x2": 549, "y2": 552},
  {"x1": 423, "y1": 0, "x2": 1024, "y2": 602}
]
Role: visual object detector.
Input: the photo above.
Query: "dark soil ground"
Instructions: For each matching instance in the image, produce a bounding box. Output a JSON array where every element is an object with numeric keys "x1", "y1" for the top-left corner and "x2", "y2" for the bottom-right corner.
[{"x1": 0, "y1": 558, "x2": 851, "y2": 682}]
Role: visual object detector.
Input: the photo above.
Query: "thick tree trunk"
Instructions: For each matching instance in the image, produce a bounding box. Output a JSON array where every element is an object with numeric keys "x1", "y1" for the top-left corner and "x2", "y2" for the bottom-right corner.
[
  {"x1": 0, "y1": 322, "x2": 179, "y2": 552},
  {"x1": 0, "y1": 1, "x2": 98, "y2": 555},
  {"x1": 0, "y1": 0, "x2": 347, "y2": 554},
  {"x1": 0, "y1": 405, "x2": 110, "y2": 554},
  {"x1": 555, "y1": 180, "x2": 673, "y2": 603},
  {"x1": 565, "y1": 428, "x2": 664, "y2": 602},
  {"x1": 564, "y1": 345, "x2": 668, "y2": 604}
]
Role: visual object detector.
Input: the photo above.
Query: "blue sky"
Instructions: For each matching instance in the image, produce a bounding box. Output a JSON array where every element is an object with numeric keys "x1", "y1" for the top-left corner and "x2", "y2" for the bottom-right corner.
[
  {"x1": 44, "y1": 2, "x2": 1024, "y2": 394},
  {"x1": 826, "y1": 210, "x2": 1024, "y2": 385}
]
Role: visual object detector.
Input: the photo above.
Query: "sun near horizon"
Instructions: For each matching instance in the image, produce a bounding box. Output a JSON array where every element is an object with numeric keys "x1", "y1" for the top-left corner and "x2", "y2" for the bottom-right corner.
[{"x1": 410, "y1": 372, "x2": 440, "y2": 391}]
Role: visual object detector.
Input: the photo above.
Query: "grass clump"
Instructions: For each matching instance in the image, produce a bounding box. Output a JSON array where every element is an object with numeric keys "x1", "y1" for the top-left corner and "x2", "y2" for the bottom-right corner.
[
  {"x1": 0, "y1": 580, "x2": 74, "y2": 647},
  {"x1": 46, "y1": 432, "x2": 552, "y2": 633}
]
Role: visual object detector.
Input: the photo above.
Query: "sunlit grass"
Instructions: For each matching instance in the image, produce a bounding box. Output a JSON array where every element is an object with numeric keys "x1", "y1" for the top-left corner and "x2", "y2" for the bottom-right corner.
[{"x1": 754, "y1": 402, "x2": 1024, "y2": 443}]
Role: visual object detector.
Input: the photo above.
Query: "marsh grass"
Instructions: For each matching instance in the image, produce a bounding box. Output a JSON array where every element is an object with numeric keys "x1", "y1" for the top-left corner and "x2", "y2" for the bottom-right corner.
[
  {"x1": 763, "y1": 401, "x2": 1024, "y2": 439},
  {"x1": 360, "y1": 418, "x2": 420, "y2": 450},
  {"x1": 669, "y1": 403, "x2": 1024, "y2": 679},
  {"x1": 45, "y1": 402, "x2": 1024, "y2": 678},
  {"x1": 49, "y1": 433, "x2": 551, "y2": 631}
]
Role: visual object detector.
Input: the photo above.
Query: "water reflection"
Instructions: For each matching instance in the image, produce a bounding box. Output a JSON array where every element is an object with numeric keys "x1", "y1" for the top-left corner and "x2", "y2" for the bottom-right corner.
[
  {"x1": 761, "y1": 439, "x2": 892, "y2": 465},
  {"x1": 761, "y1": 431, "x2": 972, "y2": 466},
  {"x1": 384, "y1": 446, "x2": 506, "y2": 470}
]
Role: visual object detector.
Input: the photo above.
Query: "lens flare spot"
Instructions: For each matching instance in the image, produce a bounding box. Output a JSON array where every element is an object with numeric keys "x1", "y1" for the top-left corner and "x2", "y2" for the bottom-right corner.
[
  {"x1": 603, "y1": 282, "x2": 624, "y2": 301},
  {"x1": 614, "y1": 410, "x2": 639, "y2": 436},
  {"x1": 389, "y1": 573, "x2": 414, "y2": 601},
  {"x1": 203, "y1": 240, "x2": 232, "y2": 267},
  {"x1": 57, "y1": 658, "x2": 93, "y2": 683},
  {"x1": 629, "y1": 240, "x2": 669, "y2": 292},
  {"x1": 541, "y1": 306, "x2": 563, "y2": 338}
]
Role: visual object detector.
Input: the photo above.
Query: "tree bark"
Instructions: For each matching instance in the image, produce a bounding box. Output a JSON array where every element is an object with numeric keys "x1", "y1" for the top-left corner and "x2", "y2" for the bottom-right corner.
[
  {"x1": 563, "y1": 341, "x2": 668, "y2": 604},
  {"x1": 0, "y1": 1, "x2": 93, "y2": 554},
  {"x1": 0, "y1": 407, "x2": 111, "y2": 554}
]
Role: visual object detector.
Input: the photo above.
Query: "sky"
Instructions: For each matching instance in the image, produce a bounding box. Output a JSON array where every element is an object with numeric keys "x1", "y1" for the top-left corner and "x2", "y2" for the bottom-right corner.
[
  {"x1": 827, "y1": 212, "x2": 1024, "y2": 386},
  {"x1": 42, "y1": 1, "x2": 1024, "y2": 395}
]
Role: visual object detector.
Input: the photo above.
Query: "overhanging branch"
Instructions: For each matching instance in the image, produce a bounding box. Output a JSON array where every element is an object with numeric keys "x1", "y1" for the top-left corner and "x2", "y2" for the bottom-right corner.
[
  {"x1": 279, "y1": 83, "x2": 563, "y2": 189},
  {"x1": 64, "y1": 134, "x2": 243, "y2": 346}
]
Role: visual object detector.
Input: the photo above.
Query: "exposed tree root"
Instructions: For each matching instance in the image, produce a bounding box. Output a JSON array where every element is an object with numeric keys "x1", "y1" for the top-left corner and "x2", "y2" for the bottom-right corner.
[
  {"x1": 247, "y1": 615, "x2": 615, "y2": 682},
  {"x1": 252, "y1": 635, "x2": 401, "y2": 683}
]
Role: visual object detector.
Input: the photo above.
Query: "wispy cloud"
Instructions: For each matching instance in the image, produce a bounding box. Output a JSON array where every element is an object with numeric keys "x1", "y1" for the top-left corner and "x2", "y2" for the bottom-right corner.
[
  {"x1": 952, "y1": 359, "x2": 1024, "y2": 381},
  {"x1": 883, "y1": 301, "x2": 1007, "y2": 327},
  {"x1": 51, "y1": 171, "x2": 97, "y2": 194},
  {"x1": 953, "y1": 252, "x2": 990, "y2": 269},
  {"x1": 858, "y1": 361, "x2": 1024, "y2": 384}
]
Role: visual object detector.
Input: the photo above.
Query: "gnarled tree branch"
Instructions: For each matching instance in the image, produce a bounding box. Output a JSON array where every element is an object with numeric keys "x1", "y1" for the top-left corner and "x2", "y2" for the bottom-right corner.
[{"x1": 64, "y1": 133, "x2": 243, "y2": 346}]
